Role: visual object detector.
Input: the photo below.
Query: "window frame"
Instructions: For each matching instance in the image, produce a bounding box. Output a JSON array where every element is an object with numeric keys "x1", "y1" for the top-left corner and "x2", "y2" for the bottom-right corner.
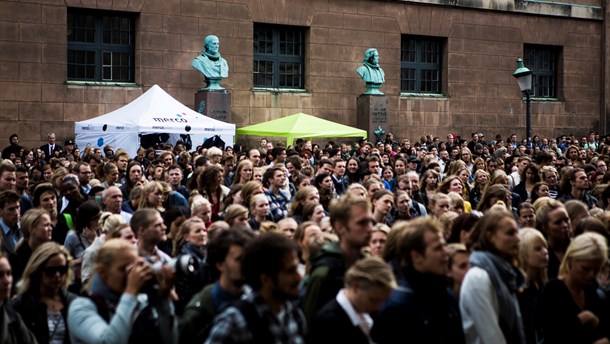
[
  {"x1": 400, "y1": 35, "x2": 444, "y2": 94},
  {"x1": 253, "y1": 24, "x2": 306, "y2": 90},
  {"x1": 523, "y1": 44, "x2": 560, "y2": 99},
  {"x1": 67, "y1": 8, "x2": 136, "y2": 83}
]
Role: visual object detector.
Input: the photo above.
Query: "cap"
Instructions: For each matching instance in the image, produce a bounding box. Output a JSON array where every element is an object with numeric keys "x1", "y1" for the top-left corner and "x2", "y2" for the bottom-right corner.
[
  {"x1": 65, "y1": 139, "x2": 75, "y2": 146},
  {"x1": 408, "y1": 156, "x2": 420, "y2": 163}
]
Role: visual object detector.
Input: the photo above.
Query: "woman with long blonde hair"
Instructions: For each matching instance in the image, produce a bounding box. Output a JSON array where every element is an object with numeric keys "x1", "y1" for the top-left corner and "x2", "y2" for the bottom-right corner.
[{"x1": 11, "y1": 242, "x2": 76, "y2": 344}]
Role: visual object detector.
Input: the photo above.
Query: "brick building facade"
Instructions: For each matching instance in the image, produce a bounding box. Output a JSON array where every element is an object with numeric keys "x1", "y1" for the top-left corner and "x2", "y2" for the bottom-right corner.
[{"x1": 0, "y1": 0, "x2": 608, "y2": 149}]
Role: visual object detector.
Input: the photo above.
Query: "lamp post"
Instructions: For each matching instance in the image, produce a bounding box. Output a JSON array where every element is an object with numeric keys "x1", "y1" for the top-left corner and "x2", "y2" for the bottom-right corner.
[{"x1": 513, "y1": 58, "x2": 533, "y2": 149}]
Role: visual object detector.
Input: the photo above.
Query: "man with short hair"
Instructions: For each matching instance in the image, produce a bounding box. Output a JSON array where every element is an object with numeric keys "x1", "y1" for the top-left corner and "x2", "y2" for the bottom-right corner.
[
  {"x1": 303, "y1": 194, "x2": 373, "y2": 323},
  {"x1": 0, "y1": 191, "x2": 21, "y2": 254},
  {"x1": 0, "y1": 162, "x2": 16, "y2": 193},
  {"x1": 167, "y1": 164, "x2": 189, "y2": 200},
  {"x1": 179, "y1": 228, "x2": 255, "y2": 344},
  {"x1": 371, "y1": 218, "x2": 465, "y2": 344},
  {"x1": 102, "y1": 186, "x2": 132, "y2": 223},
  {"x1": 131, "y1": 208, "x2": 170, "y2": 262},
  {"x1": 74, "y1": 162, "x2": 92, "y2": 194},
  {"x1": 248, "y1": 148, "x2": 261, "y2": 167},
  {"x1": 40, "y1": 132, "x2": 62, "y2": 161},
  {"x1": 15, "y1": 166, "x2": 32, "y2": 215},
  {"x1": 367, "y1": 157, "x2": 381, "y2": 176},
  {"x1": 221, "y1": 156, "x2": 235, "y2": 187},
  {"x1": 317, "y1": 159, "x2": 334, "y2": 176},
  {"x1": 205, "y1": 233, "x2": 305, "y2": 343},
  {"x1": 114, "y1": 151, "x2": 129, "y2": 184},
  {"x1": 264, "y1": 167, "x2": 290, "y2": 222},
  {"x1": 332, "y1": 160, "x2": 349, "y2": 196},
  {"x1": 83, "y1": 154, "x2": 101, "y2": 178}
]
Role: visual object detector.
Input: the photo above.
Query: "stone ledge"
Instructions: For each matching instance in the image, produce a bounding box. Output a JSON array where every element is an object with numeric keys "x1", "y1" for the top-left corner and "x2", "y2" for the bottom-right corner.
[{"x1": 388, "y1": 0, "x2": 603, "y2": 20}]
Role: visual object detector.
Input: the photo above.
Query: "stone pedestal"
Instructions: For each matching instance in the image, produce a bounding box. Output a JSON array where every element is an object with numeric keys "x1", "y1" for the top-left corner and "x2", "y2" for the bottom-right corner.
[
  {"x1": 357, "y1": 95, "x2": 388, "y2": 142},
  {"x1": 194, "y1": 90, "x2": 232, "y2": 123}
]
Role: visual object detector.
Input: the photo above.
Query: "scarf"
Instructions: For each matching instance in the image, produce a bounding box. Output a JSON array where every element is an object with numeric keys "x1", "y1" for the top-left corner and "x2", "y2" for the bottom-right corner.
[
  {"x1": 470, "y1": 250, "x2": 526, "y2": 344},
  {"x1": 89, "y1": 274, "x2": 121, "y2": 315},
  {"x1": 201, "y1": 49, "x2": 220, "y2": 60}
]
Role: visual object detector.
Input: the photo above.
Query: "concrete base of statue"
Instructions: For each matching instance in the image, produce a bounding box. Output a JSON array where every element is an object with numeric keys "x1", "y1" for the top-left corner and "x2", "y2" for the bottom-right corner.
[
  {"x1": 199, "y1": 78, "x2": 224, "y2": 91},
  {"x1": 195, "y1": 89, "x2": 232, "y2": 123},
  {"x1": 357, "y1": 94, "x2": 388, "y2": 142}
]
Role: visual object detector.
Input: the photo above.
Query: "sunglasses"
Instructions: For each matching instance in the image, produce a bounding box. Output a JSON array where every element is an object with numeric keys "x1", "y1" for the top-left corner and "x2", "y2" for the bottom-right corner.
[{"x1": 42, "y1": 265, "x2": 68, "y2": 277}]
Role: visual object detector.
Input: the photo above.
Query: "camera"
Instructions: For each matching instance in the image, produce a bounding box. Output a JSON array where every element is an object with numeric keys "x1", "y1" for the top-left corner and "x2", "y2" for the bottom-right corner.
[
  {"x1": 142, "y1": 255, "x2": 199, "y2": 298},
  {"x1": 150, "y1": 255, "x2": 199, "y2": 275}
]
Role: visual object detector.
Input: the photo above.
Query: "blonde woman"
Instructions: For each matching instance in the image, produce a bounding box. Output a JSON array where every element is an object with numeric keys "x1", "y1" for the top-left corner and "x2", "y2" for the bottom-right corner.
[
  {"x1": 11, "y1": 242, "x2": 76, "y2": 344},
  {"x1": 138, "y1": 181, "x2": 165, "y2": 213},
  {"x1": 518, "y1": 228, "x2": 549, "y2": 344},
  {"x1": 541, "y1": 232, "x2": 609, "y2": 344}
]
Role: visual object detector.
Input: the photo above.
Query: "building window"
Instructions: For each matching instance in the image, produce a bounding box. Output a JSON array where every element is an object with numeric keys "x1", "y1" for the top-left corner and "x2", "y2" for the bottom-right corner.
[
  {"x1": 67, "y1": 9, "x2": 135, "y2": 82},
  {"x1": 401, "y1": 36, "x2": 443, "y2": 94},
  {"x1": 524, "y1": 45, "x2": 559, "y2": 98},
  {"x1": 253, "y1": 24, "x2": 305, "y2": 89}
]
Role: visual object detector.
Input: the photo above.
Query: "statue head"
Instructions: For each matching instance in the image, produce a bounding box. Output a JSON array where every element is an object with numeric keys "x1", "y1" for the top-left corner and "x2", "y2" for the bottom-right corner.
[
  {"x1": 363, "y1": 48, "x2": 379, "y2": 66},
  {"x1": 203, "y1": 35, "x2": 220, "y2": 55}
]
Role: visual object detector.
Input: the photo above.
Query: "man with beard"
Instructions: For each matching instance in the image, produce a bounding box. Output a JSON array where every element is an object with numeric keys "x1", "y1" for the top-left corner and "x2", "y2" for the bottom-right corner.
[
  {"x1": 303, "y1": 194, "x2": 373, "y2": 324},
  {"x1": 205, "y1": 232, "x2": 305, "y2": 343},
  {"x1": 559, "y1": 168, "x2": 599, "y2": 208},
  {"x1": 179, "y1": 228, "x2": 255, "y2": 344}
]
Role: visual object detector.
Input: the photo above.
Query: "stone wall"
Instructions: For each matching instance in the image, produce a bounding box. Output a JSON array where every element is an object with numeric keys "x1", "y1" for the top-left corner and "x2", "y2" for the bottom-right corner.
[{"x1": 0, "y1": 0, "x2": 604, "y2": 149}]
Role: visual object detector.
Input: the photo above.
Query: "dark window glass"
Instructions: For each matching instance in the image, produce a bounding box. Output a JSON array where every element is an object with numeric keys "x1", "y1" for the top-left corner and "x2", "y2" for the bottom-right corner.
[
  {"x1": 401, "y1": 36, "x2": 443, "y2": 94},
  {"x1": 67, "y1": 9, "x2": 135, "y2": 82},
  {"x1": 524, "y1": 45, "x2": 559, "y2": 98},
  {"x1": 253, "y1": 24, "x2": 305, "y2": 88}
]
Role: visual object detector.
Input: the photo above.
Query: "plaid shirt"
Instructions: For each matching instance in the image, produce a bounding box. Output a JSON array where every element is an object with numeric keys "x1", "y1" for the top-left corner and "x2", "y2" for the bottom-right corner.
[
  {"x1": 265, "y1": 189, "x2": 290, "y2": 222},
  {"x1": 205, "y1": 292, "x2": 306, "y2": 344}
]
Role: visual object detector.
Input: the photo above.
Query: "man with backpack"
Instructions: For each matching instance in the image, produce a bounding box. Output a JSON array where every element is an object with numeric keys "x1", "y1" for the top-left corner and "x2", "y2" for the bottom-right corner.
[
  {"x1": 205, "y1": 232, "x2": 305, "y2": 343},
  {"x1": 302, "y1": 194, "x2": 373, "y2": 324},
  {"x1": 179, "y1": 228, "x2": 254, "y2": 344}
]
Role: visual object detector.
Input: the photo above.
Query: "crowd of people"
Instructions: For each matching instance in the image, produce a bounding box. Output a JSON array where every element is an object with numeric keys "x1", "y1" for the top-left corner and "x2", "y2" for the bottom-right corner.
[{"x1": 0, "y1": 129, "x2": 609, "y2": 343}]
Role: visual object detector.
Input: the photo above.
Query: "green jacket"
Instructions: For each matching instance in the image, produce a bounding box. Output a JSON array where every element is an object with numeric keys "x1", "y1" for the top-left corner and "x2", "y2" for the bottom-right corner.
[
  {"x1": 178, "y1": 284, "x2": 215, "y2": 344},
  {"x1": 302, "y1": 241, "x2": 349, "y2": 324}
]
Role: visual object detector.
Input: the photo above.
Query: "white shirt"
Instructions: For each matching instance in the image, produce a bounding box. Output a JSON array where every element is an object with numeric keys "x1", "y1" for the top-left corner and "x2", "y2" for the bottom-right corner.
[{"x1": 336, "y1": 289, "x2": 373, "y2": 340}]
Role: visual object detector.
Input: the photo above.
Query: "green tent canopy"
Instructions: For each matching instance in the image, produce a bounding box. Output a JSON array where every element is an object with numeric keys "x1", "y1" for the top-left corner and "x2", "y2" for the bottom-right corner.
[{"x1": 236, "y1": 113, "x2": 367, "y2": 145}]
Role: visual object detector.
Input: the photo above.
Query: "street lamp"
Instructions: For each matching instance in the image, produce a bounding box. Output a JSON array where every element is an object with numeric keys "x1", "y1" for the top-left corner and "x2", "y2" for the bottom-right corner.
[{"x1": 513, "y1": 58, "x2": 533, "y2": 149}]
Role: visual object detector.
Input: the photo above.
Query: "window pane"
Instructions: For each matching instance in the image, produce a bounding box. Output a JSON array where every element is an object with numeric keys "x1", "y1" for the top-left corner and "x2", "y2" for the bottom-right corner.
[
  {"x1": 68, "y1": 10, "x2": 134, "y2": 82},
  {"x1": 401, "y1": 36, "x2": 442, "y2": 93},
  {"x1": 524, "y1": 45, "x2": 558, "y2": 98},
  {"x1": 253, "y1": 24, "x2": 304, "y2": 88}
]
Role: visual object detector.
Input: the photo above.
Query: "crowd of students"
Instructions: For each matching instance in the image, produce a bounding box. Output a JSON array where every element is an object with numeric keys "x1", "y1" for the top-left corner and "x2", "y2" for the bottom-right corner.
[{"x1": 0, "y1": 129, "x2": 609, "y2": 343}]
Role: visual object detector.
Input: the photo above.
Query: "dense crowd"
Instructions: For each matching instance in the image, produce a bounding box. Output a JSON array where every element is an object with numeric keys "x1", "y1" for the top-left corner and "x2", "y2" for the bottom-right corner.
[{"x1": 0, "y1": 129, "x2": 610, "y2": 344}]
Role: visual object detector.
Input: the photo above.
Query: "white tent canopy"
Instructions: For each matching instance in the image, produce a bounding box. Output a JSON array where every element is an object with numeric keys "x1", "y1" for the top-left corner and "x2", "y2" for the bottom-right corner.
[{"x1": 75, "y1": 84, "x2": 235, "y2": 156}]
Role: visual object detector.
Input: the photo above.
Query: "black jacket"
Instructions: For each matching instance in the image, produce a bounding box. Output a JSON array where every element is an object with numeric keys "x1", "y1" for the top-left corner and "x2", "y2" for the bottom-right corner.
[
  {"x1": 371, "y1": 267, "x2": 465, "y2": 344},
  {"x1": 11, "y1": 290, "x2": 78, "y2": 344},
  {"x1": 309, "y1": 299, "x2": 369, "y2": 344}
]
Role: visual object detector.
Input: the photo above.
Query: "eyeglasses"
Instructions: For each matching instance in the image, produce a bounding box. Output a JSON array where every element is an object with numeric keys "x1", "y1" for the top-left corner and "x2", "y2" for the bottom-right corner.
[{"x1": 42, "y1": 265, "x2": 68, "y2": 277}]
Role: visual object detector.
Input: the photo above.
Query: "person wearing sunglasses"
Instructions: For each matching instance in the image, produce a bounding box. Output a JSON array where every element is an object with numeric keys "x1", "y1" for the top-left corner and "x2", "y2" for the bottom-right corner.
[{"x1": 11, "y1": 242, "x2": 77, "y2": 344}]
